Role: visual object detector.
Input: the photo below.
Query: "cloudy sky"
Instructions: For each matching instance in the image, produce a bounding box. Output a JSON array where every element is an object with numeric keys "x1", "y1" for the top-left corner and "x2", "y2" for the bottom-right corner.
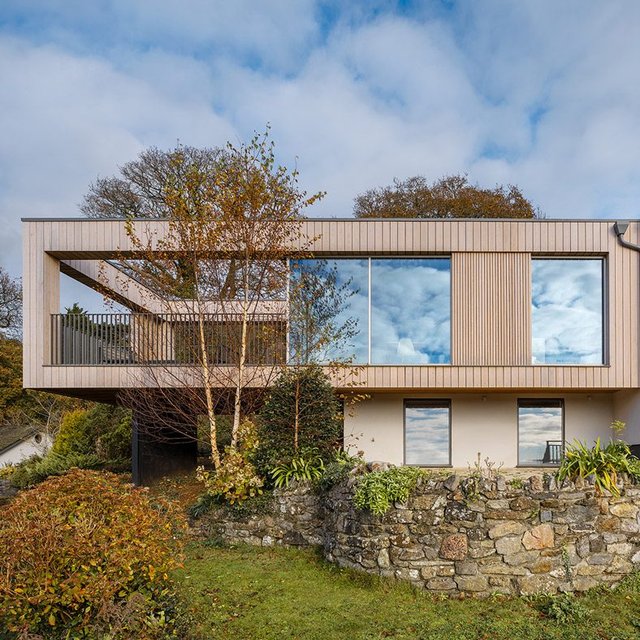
[{"x1": 2, "y1": 0, "x2": 640, "y2": 287}]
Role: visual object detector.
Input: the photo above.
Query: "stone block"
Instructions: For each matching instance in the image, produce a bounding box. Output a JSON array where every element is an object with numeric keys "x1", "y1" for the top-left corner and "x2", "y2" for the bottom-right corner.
[
  {"x1": 495, "y1": 535, "x2": 523, "y2": 556},
  {"x1": 488, "y1": 521, "x2": 527, "y2": 539},
  {"x1": 540, "y1": 510, "x2": 553, "y2": 523},
  {"x1": 522, "y1": 524, "x2": 554, "y2": 550},
  {"x1": 440, "y1": 534, "x2": 468, "y2": 560},
  {"x1": 610, "y1": 503, "x2": 638, "y2": 518},
  {"x1": 427, "y1": 577, "x2": 456, "y2": 590},
  {"x1": 487, "y1": 499, "x2": 511, "y2": 510},
  {"x1": 485, "y1": 509, "x2": 530, "y2": 521},
  {"x1": 576, "y1": 563, "x2": 604, "y2": 576},
  {"x1": 518, "y1": 574, "x2": 559, "y2": 595},
  {"x1": 595, "y1": 516, "x2": 620, "y2": 533},
  {"x1": 377, "y1": 548, "x2": 390, "y2": 569},
  {"x1": 587, "y1": 553, "x2": 613, "y2": 565},
  {"x1": 456, "y1": 575, "x2": 488, "y2": 592},
  {"x1": 510, "y1": 496, "x2": 538, "y2": 511},
  {"x1": 389, "y1": 545, "x2": 425, "y2": 563},
  {"x1": 530, "y1": 558, "x2": 553, "y2": 574},
  {"x1": 607, "y1": 542, "x2": 634, "y2": 555},
  {"x1": 443, "y1": 475, "x2": 460, "y2": 492},
  {"x1": 455, "y1": 560, "x2": 478, "y2": 575}
]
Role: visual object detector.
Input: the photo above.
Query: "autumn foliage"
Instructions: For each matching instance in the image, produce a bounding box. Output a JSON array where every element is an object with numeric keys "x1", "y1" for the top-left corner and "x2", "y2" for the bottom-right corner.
[
  {"x1": 354, "y1": 174, "x2": 539, "y2": 219},
  {"x1": 0, "y1": 469, "x2": 187, "y2": 637}
]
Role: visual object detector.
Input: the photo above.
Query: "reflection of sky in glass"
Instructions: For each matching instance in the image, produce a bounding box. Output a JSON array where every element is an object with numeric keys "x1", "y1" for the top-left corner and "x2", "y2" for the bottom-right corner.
[
  {"x1": 371, "y1": 259, "x2": 450, "y2": 364},
  {"x1": 292, "y1": 258, "x2": 369, "y2": 363},
  {"x1": 405, "y1": 404, "x2": 450, "y2": 465},
  {"x1": 532, "y1": 259, "x2": 603, "y2": 364},
  {"x1": 518, "y1": 404, "x2": 563, "y2": 465}
]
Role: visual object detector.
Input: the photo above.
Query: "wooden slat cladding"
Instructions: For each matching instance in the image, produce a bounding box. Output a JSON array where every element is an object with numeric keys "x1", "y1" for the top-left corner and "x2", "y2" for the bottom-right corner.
[
  {"x1": 22, "y1": 218, "x2": 640, "y2": 391},
  {"x1": 452, "y1": 253, "x2": 531, "y2": 365}
]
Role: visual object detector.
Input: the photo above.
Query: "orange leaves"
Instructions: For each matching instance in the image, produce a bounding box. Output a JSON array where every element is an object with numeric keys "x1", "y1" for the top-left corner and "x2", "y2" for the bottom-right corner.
[{"x1": 0, "y1": 469, "x2": 187, "y2": 636}]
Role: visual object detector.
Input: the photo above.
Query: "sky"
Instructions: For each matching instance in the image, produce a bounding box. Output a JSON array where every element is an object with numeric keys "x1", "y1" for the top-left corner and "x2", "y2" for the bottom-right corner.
[{"x1": 2, "y1": 0, "x2": 640, "y2": 295}]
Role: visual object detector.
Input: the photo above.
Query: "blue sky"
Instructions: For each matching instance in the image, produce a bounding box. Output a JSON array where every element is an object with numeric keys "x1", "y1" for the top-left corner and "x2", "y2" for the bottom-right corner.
[{"x1": 2, "y1": 0, "x2": 640, "y2": 290}]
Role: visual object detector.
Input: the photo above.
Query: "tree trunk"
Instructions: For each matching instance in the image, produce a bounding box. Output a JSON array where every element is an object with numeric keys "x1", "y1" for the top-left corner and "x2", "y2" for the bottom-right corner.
[{"x1": 197, "y1": 311, "x2": 220, "y2": 468}]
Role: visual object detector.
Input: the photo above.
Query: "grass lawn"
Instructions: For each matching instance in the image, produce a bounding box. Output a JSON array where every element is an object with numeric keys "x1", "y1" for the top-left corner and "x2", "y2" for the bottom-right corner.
[{"x1": 175, "y1": 542, "x2": 640, "y2": 640}]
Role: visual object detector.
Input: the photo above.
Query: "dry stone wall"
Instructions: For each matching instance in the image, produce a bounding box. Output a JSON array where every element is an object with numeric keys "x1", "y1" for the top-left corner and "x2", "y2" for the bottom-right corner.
[{"x1": 199, "y1": 474, "x2": 640, "y2": 596}]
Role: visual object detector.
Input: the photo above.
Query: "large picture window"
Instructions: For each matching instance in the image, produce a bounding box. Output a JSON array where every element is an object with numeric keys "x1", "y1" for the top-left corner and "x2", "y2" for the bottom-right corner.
[
  {"x1": 371, "y1": 258, "x2": 451, "y2": 364},
  {"x1": 404, "y1": 400, "x2": 451, "y2": 466},
  {"x1": 289, "y1": 258, "x2": 369, "y2": 364},
  {"x1": 518, "y1": 399, "x2": 564, "y2": 466},
  {"x1": 531, "y1": 258, "x2": 604, "y2": 364}
]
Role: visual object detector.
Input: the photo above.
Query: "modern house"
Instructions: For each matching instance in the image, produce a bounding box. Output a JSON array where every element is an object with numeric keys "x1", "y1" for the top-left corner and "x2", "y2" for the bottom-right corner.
[{"x1": 22, "y1": 217, "x2": 640, "y2": 480}]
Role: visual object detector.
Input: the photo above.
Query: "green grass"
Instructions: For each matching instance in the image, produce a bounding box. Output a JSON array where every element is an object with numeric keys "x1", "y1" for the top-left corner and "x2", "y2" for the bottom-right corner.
[{"x1": 175, "y1": 543, "x2": 640, "y2": 640}]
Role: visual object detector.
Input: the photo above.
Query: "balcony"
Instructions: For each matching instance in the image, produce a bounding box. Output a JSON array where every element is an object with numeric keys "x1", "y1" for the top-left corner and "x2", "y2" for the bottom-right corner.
[{"x1": 50, "y1": 313, "x2": 287, "y2": 366}]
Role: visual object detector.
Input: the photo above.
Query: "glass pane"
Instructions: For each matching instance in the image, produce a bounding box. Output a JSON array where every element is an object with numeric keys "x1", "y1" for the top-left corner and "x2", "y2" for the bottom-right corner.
[
  {"x1": 289, "y1": 259, "x2": 369, "y2": 364},
  {"x1": 405, "y1": 403, "x2": 450, "y2": 465},
  {"x1": 532, "y1": 259, "x2": 603, "y2": 364},
  {"x1": 518, "y1": 402, "x2": 563, "y2": 465},
  {"x1": 371, "y1": 259, "x2": 450, "y2": 364}
]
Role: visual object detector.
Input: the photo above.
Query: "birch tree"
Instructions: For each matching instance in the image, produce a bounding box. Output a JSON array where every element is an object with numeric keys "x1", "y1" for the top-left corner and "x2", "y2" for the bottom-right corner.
[{"x1": 115, "y1": 132, "x2": 322, "y2": 469}]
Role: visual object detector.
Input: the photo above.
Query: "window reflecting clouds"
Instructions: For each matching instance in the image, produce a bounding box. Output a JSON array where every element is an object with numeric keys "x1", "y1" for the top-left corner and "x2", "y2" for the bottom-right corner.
[
  {"x1": 371, "y1": 259, "x2": 451, "y2": 364},
  {"x1": 290, "y1": 259, "x2": 368, "y2": 363},
  {"x1": 405, "y1": 401, "x2": 450, "y2": 465},
  {"x1": 518, "y1": 400, "x2": 564, "y2": 466},
  {"x1": 532, "y1": 259, "x2": 603, "y2": 364}
]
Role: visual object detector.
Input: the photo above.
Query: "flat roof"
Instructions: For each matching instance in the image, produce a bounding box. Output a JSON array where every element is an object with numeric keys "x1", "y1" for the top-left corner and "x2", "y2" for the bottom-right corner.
[{"x1": 21, "y1": 216, "x2": 640, "y2": 223}]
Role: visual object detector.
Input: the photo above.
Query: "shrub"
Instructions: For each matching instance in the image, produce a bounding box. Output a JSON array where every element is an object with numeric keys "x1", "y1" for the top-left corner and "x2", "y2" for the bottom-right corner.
[
  {"x1": 271, "y1": 450, "x2": 325, "y2": 488},
  {"x1": 9, "y1": 451, "x2": 102, "y2": 488},
  {"x1": 353, "y1": 467, "x2": 428, "y2": 516},
  {"x1": 256, "y1": 365, "x2": 342, "y2": 477},
  {"x1": 557, "y1": 438, "x2": 640, "y2": 496},
  {"x1": 197, "y1": 419, "x2": 263, "y2": 504},
  {"x1": 0, "y1": 469, "x2": 187, "y2": 638},
  {"x1": 533, "y1": 593, "x2": 590, "y2": 623},
  {"x1": 315, "y1": 450, "x2": 362, "y2": 492},
  {"x1": 54, "y1": 404, "x2": 131, "y2": 461}
]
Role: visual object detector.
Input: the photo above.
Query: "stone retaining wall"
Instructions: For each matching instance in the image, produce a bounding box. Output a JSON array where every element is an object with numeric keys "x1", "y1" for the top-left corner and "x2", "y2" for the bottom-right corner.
[{"x1": 199, "y1": 474, "x2": 640, "y2": 596}]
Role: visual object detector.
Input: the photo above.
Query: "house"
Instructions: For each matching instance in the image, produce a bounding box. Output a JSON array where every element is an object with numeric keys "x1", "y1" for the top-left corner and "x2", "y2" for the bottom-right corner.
[
  {"x1": 0, "y1": 424, "x2": 52, "y2": 466},
  {"x1": 22, "y1": 217, "x2": 640, "y2": 481}
]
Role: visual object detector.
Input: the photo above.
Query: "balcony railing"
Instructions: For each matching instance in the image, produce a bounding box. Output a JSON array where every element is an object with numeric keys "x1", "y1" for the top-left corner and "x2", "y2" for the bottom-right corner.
[
  {"x1": 542, "y1": 440, "x2": 564, "y2": 465},
  {"x1": 51, "y1": 313, "x2": 287, "y2": 366}
]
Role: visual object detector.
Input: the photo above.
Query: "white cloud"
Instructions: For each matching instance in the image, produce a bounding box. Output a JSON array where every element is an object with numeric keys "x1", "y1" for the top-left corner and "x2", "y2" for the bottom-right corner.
[{"x1": 2, "y1": 0, "x2": 640, "y2": 303}]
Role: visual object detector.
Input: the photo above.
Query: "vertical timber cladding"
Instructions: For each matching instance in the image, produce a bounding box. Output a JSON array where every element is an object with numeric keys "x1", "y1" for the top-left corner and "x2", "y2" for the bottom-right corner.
[{"x1": 452, "y1": 252, "x2": 531, "y2": 366}]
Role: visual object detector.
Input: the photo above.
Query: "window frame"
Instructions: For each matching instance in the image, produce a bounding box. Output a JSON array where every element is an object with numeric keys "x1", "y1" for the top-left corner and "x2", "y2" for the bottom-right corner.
[
  {"x1": 288, "y1": 256, "x2": 453, "y2": 366},
  {"x1": 403, "y1": 398, "x2": 452, "y2": 467},
  {"x1": 530, "y1": 255, "x2": 608, "y2": 366},
  {"x1": 517, "y1": 398, "x2": 565, "y2": 467}
]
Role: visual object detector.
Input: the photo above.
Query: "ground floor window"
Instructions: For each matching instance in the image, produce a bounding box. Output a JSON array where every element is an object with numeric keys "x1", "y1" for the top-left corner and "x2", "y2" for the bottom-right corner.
[
  {"x1": 404, "y1": 400, "x2": 451, "y2": 466},
  {"x1": 518, "y1": 399, "x2": 564, "y2": 466}
]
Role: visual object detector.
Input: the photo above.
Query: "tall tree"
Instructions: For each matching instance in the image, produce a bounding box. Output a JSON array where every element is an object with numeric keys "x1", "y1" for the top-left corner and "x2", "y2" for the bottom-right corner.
[
  {"x1": 353, "y1": 174, "x2": 540, "y2": 219},
  {"x1": 115, "y1": 132, "x2": 323, "y2": 468},
  {"x1": 0, "y1": 267, "x2": 22, "y2": 339}
]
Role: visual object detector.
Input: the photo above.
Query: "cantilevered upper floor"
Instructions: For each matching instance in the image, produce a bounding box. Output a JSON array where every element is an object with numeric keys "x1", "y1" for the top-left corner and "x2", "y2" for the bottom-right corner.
[{"x1": 22, "y1": 217, "x2": 640, "y2": 400}]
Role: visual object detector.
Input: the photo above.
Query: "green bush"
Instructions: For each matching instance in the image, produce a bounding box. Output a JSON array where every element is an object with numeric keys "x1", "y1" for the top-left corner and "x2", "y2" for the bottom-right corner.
[
  {"x1": 271, "y1": 450, "x2": 325, "y2": 488},
  {"x1": 9, "y1": 451, "x2": 103, "y2": 488},
  {"x1": 256, "y1": 365, "x2": 342, "y2": 479},
  {"x1": 353, "y1": 467, "x2": 428, "y2": 516},
  {"x1": 557, "y1": 438, "x2": 640, "y2": 496},
  {"x1": 315, "y1": 450, "x2": 361, "y2": 492},
  {"x1": 196, "y1": 420, "x2": 263, "y2": 504},
  {"x1": 0, "y1": 469, "x2": 187, "y2": 639},
  {"x1": 533, "y1": 593, "x2": 590, "y2": 623},
  {"x1": 54, "y1": 404, "x2": 131, "y2": 460}
]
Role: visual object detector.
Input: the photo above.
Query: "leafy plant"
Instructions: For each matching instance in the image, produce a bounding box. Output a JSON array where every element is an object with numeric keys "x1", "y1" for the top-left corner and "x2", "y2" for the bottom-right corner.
[
  {"x1": 9, "y1": 451, "x2": 103, "y2": 488},
  {"x1": 197, "y1": 419, "x2": 264, "y2": 504},
  {"x1": 316, "y1": 450, "x2": 362, "y2": 492},
  {"x1": 256, "y1": 365, "x2": 342, "y2": 478},
  {"x1": 271, "y1": 451, "x2": 325, "y2": 488},
  {"x1": 0, "y1": 469, "x2": 187, "y2": 638},
  {"x1": 353, "y1": 467, "x2": 428, "y2": 516},
  {"x1": 533, "y1": 593, "x2": 589, "y2": 624},
  {"x1": 557, "y1": 438, "x2": 640, "y2": 496}
]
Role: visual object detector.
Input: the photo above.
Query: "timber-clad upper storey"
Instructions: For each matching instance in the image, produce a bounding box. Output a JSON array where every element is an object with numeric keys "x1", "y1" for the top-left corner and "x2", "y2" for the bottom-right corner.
[
  {"x1": 23, "y1": 217, "x2": 630, "y2": 256},
  {"x1": 22, "y1": 218, "x2": 640, "y2": 394}
]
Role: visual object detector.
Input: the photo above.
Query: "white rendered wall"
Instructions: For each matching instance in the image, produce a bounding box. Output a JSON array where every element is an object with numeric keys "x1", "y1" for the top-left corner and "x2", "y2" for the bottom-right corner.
[
  {"x1": 0, "y1": 434, "x2": 52, "y2": 466},
  {"x1": 344, "y1": 393, "x2": 616, "y2": 468}
]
